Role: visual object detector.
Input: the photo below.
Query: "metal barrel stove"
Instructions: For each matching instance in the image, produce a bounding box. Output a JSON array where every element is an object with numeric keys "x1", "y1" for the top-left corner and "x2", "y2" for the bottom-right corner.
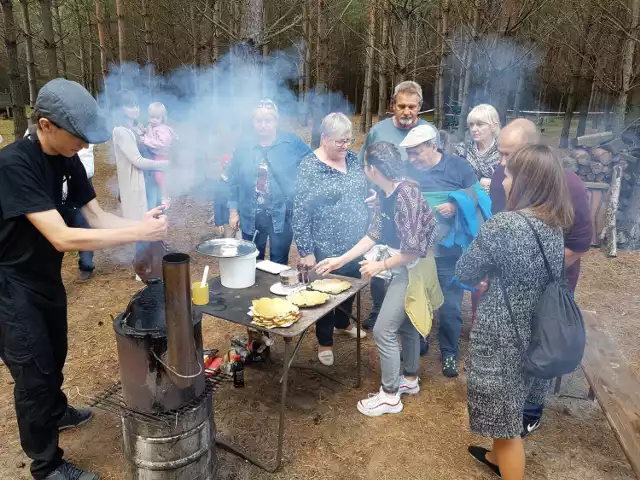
[{"x1": 113, "y1": 252, "x2": 218, "y2": 479}]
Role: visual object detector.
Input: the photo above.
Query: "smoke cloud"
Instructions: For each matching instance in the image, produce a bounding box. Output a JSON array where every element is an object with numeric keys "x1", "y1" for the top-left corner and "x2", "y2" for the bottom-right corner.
[{"x1": 100, "y1": 44, "x2": 353, "y2": 201}]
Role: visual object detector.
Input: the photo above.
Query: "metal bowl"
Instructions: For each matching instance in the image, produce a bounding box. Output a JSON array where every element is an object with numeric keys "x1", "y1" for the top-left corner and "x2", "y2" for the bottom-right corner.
[{"x1": 195, "y1": 238, "x2": 257, "y2": 258}]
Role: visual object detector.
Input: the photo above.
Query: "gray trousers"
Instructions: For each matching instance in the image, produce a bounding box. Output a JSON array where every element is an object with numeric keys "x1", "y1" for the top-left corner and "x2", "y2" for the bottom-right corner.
[{"x1": 372, "y1": 267, "x2": 421, "y2": 394}]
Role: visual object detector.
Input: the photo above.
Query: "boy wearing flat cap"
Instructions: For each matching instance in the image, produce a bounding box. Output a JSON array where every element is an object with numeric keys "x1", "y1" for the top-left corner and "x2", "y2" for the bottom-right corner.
[{"x1": 0, "y1": 79, "x2": 168, "y2": 480}]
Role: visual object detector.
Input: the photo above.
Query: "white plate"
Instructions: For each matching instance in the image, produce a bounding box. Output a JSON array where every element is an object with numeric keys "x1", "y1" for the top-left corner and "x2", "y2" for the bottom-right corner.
[
  {"x1": 269, "y1": 282, "x2": 304, "y2": 296},
  {"x1": 256, "y1": 260, "x2": 291, "y2": 275}
]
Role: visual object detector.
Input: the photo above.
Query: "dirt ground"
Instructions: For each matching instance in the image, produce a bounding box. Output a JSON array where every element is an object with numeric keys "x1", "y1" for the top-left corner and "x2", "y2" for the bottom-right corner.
[{"x1": 0, "y1": 131, "x2": 639, "y2": 480}]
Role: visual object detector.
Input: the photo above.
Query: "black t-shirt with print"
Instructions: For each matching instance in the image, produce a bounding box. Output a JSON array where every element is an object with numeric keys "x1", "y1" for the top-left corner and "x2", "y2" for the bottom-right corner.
[{"x1": 0, "y1": 137, "x2": 96, "y2": 291}]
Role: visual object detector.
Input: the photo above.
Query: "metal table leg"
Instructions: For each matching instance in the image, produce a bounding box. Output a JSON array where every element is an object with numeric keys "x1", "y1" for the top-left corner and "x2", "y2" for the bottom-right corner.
[
  {"x1": 216, "y1": 337, "x2": 292, "y2": 473},
  {"x1": 356, "y1": 291, "x2": 361, "y2": 388}
]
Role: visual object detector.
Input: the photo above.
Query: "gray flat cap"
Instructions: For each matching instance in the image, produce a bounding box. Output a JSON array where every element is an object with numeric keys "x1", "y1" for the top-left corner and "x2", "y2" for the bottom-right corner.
[{"x1": 35, "y1": 78, "x2": 111, "y2": 144}]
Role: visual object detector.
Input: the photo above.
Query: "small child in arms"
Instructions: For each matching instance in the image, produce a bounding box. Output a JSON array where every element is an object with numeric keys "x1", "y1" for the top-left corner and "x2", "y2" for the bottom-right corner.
[{"x1": 142, "y1": 102, "x2": 177, "y2": 206}]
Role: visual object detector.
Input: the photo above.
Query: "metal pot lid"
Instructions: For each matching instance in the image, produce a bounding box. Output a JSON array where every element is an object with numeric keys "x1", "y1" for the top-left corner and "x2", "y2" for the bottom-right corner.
[{"x1": 196, "y1": 238, "x2": 257, "y2": 258}]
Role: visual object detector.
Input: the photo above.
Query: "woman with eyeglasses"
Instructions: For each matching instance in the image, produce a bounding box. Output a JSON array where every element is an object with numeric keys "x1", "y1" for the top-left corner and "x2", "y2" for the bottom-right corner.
[
  {"x1": 316, "y1": 141, "x2": 441, "y2": 415},
  {"x1": 293, "y1": 113, "x2": 369, "y2": 366},
  {"x1": 227, "y1": 99, "x2": 311, "y2": 264}
]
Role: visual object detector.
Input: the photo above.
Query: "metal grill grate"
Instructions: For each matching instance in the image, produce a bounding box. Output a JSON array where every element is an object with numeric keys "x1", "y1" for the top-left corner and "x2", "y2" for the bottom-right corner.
[{"x1": 88, "y1": 375, "x2": 230, "y2": 428}]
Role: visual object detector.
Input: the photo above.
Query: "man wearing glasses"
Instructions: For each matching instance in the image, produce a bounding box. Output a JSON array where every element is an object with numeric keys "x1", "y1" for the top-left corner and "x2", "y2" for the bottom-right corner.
[{"x1": 0, "y1": 79, "x2": 168, "y2": 480}]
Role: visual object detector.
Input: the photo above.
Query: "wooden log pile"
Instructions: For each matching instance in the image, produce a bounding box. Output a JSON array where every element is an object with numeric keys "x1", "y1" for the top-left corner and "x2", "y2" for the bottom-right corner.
[
  {"x1": 565, "y1": 146, "x2": 618, "y2": 184},
  {"x1": 564, "y1": 131, "x2": 640, "y2": 254}
]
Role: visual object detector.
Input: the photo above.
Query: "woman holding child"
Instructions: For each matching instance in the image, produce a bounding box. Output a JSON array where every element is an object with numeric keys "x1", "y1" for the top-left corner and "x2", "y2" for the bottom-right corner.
[
  {"x1": 112, "y1": 91, "x2": 168, "y2": 280},
  {"x1": 455, "y1": 145, "x2": 573, "y2": 480},
  {"x1": 112, "y1": 91, "x2": 168, "y2": 220},
  {"x1": 316, "y1": 141, "x2": 442, "y2": 416}
]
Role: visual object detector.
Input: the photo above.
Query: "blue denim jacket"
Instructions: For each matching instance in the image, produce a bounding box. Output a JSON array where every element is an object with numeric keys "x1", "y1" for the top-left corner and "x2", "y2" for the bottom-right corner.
[{"x1": 227, "y1": 131, "x2": 311, "y2": 235}]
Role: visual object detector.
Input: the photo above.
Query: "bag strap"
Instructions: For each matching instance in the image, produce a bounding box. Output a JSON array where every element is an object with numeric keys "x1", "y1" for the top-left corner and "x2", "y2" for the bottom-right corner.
[
  {"x1": 475, "y1": 235, "x2": 525, "y2": 352},
  {"x1": 516, "y1": 212, "x2": 555, "y2": 282},
  {"x1": 496, "y1": 272, "x2": 525, "y2": 352}
]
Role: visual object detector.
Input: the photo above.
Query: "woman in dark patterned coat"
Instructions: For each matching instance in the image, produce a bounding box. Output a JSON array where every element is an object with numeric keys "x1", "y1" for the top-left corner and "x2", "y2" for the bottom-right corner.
[{"x1": 455, "y1": 145, "x2": 574, "y2": 480}]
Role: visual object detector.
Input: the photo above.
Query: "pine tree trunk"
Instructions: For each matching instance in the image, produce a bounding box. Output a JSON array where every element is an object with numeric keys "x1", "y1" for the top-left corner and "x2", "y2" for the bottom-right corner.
[
  {"x1": 512, "y1": 70, "x2": 525, "y2": 117},
  {"x1": 560, "y1": 74, "x2": 580, "y2": 148},
  {"x1": 141, "y1": 0, "x2": 152, "y2": 63},
  {"x1": 72, "y1": 0, "x2": 87, "y2": 88},
  {"x1": 54, "y1": 1, "x2": 67, "y2": 77},
  {"x1": 613, "y1": 0, "x2": 640, "y2": 134},
  {"x1": 115, "y1": 0, "x2": 125, "y2": 64},
  {"x1": 19, "y1": 0, "x2": 38, "y2": 107},
  {"x1": 85, "y1": 0, "x2": 96, "y2": 94},
  {"x1": 577, "y1": 76, "x2": 594, "y2": 137},
  {"x1": 316, "y1": 0, "x2": 328, "y2": 92},
  {"x1": 412, "y1": 23, "x2": 418, "y2": 80},
  {"x1": 213, "y1": 0, "x2": 221, "y2": 62},
  {"x1": 360, "y1": 0, "x2": 375, "y2": 133},
  {"x1": 436, "y1": 0, "x2": 450, "y2": 129},
  {"x1": 1, "y1": 0, "x2": 28, "y2": 137},
  {"x1": 395, "y1": 12, "x2": 410, "y2": 82},
  {"x1": 304, "y1": 0, "x2": 311, "y2": 95},
  {"x1": 39, "y1": 0, "x2": 59, "y2": 78},
  {"x1": 240, "y1": 0, "x2": 263, "y2": 44},
  {"x1": 457, "y1": 40, "x2": 467, "y2": 103},
  {"x1": 232, "y1": 0, "x2": 240, "y2": 37},
  {"x1": 95, "y1": 0, "x2": 108, "y2": 93},
  {"x1": 457, "y1": 3, "x2": 480, "y2": 140},
  {"x1": 377, "y1": 0, "x2": 388, "y2": 119}
]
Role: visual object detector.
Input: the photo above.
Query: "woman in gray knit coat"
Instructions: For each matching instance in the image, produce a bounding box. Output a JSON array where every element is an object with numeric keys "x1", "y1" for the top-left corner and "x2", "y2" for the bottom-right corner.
[{"x1": 455, "y1": 145, "x2": 574, "y2": 480}]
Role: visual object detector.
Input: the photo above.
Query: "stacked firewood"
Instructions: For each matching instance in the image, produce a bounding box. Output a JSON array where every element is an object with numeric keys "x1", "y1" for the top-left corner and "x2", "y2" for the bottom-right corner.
[
  {"x1": 563, "y1": 133, "x2": 640, "y2": 256},
  {"x1": 564, "y1": 147, "x2": 619, "y2": 184}
]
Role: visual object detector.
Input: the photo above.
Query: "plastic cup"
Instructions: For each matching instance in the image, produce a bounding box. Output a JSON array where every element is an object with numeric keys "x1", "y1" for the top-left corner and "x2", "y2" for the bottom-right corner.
[{"x1": 191, "y1": 282, "x2": 209, "y2": 305}]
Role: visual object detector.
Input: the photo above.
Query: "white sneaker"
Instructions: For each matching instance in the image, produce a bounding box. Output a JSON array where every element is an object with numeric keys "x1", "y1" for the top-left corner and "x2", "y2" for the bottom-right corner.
[
  {"x1": 357, "y1": 387, "x2": 403, "y2": 417},
  {"x1": 318, "y1": 350, "x2": 334, "y2": 366},
  {"x1": 336, "y1": 325, "x2": 367, "y2": 339},
  {"x1": 398, "y1": 376, "x2": 420, "y2": 396}
]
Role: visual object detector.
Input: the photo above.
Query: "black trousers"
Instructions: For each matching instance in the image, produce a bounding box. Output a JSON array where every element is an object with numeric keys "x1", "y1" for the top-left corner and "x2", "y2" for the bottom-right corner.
[
  {"x1": 0, "y1": 277, "x2": 68, "y2": 479},
  {"x1": 314, "y1": 250, "x2": 361, "y2": 347}
]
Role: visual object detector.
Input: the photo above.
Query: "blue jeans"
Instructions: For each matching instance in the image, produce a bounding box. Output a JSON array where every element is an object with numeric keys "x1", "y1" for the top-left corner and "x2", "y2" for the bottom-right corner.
[
  {"x1": 144, "y1": 171, "x2": 162, "y2": 210},
  {"x1": 242, "y1": 211, "x2": 292, "y2": 265},
  {"x1": 435, "y1": 255, "x2": 464, "y2": 359},
  {"x1": 65, "y1": 209, "x2": 94, "y2": 272},
  {"x1": 315, "y1": 252, "x2": 361, "y2": 347},
  {"x1": 213, "y1": 180, "x2": 230, "y2": 226}
]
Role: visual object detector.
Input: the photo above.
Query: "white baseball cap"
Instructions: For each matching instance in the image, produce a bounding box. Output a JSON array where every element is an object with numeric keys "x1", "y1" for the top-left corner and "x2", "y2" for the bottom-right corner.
[{"x1": 399, "y1": 124, "x2": 438, "y2": 148}]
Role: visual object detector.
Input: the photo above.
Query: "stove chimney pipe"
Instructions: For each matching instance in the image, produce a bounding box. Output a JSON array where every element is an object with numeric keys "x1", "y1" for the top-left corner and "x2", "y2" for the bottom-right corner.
[{"x1": 162, "y1": 253, "x2": 201, "y2": 388}]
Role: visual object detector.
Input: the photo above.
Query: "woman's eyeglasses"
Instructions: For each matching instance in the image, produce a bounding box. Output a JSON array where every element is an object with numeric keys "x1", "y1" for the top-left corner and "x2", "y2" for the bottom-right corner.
[{"x1": 333, "y1": 138, "x2": 355, "y2": 147}]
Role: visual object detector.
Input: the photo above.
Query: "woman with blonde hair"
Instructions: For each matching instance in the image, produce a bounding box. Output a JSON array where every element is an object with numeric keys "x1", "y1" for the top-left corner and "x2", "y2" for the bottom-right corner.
[
  {"x1": 455, "y1": 145, "x2": 573, "y2": 480},
  {"x1": 454, "y1": 104, "x2": 501, "y2": 188}
]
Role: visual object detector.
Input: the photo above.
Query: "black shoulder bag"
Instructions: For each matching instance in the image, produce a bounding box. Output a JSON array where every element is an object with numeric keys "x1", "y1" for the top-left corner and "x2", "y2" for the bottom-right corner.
[{"x1": 498, "y1": 213, "x2": 586, "y2": 379}]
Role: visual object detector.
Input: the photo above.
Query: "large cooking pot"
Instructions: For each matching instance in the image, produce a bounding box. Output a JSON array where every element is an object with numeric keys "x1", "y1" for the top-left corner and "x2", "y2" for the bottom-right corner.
[{"x1": 196, "y1": 238, "x2": 259, "y2": 289}]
